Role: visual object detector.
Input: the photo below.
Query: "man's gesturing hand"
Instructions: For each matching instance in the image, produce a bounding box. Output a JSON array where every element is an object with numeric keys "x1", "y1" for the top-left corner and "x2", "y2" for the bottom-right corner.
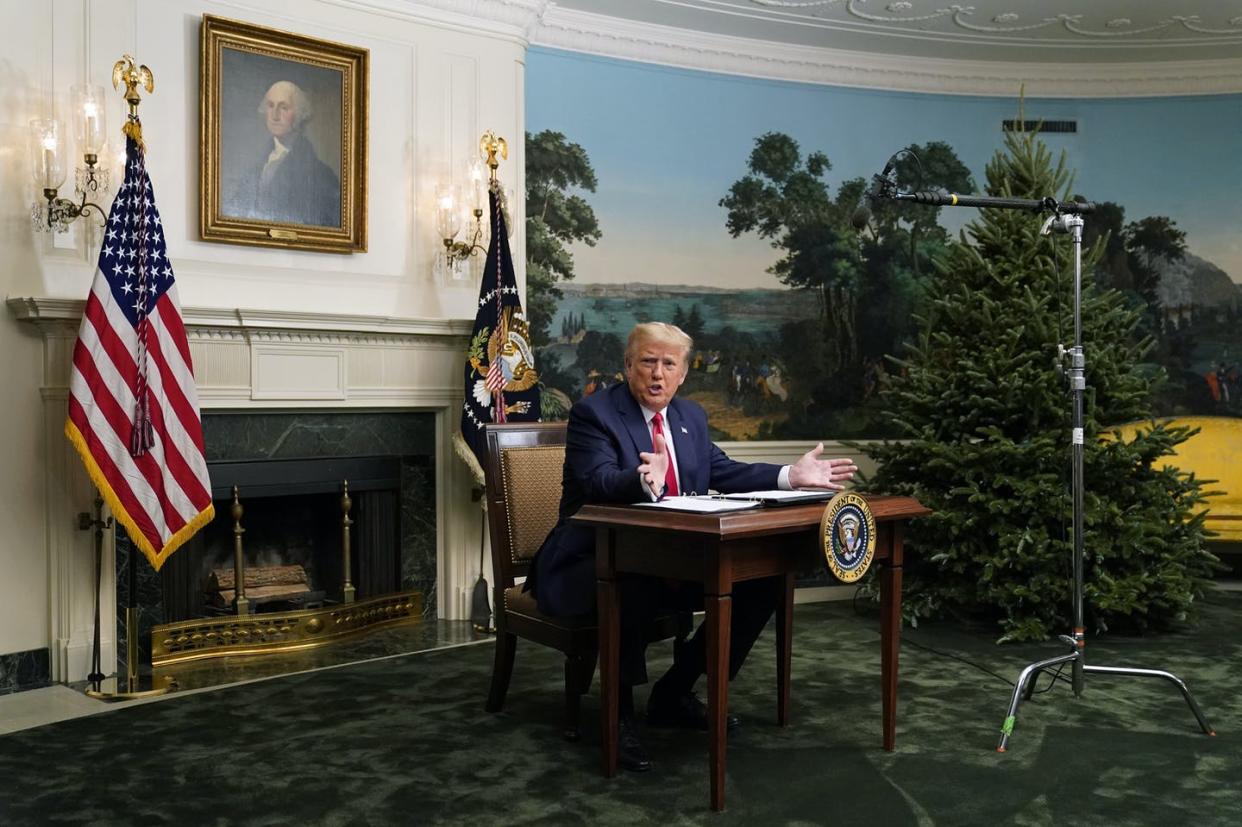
[
  {"x1": 788, "y1": 443, "x2": 858, "y2": 490},
  {"x1": 638, "y1": 433, "x2": 671, "y2": 498}
]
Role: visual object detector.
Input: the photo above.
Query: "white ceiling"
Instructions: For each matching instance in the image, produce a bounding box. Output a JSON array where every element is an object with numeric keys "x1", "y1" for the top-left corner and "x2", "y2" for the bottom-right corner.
[{"x1": 547, "y1": 0, "x2": 1242, "y2": 63}]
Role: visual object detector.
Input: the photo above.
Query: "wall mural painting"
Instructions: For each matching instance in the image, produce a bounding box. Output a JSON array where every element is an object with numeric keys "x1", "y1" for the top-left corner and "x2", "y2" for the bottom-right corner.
[{"x1": 526, "y1": 50, "x2": 1242, "y2": 438}]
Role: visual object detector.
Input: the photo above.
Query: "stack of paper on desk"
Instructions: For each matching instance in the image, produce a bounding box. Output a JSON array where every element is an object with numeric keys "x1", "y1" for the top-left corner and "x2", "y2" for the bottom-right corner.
[
  {"x1": 716, "y1": 490, "x2": 834, "y2": 505},
  {"x1": 631, "y1": 490, "x2": 833, "y2": 512},
  {"x1": 630, "y1": 496, "x2": 760, "y2": 513}
]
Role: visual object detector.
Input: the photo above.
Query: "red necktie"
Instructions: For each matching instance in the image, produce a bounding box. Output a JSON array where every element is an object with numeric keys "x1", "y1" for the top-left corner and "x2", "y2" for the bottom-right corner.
[{"x1": 651, "y1": 412, "x2": 679, "y2": 496}]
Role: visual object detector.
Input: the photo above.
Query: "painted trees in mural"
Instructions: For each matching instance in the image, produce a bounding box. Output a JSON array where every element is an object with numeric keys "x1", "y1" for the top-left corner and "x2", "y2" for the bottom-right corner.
[
  {"x1": 525, "y1": 130, "x2": 603, "y2": 417},
  {"x1": 853, "y1": 141, "x2": 972, "y2": 419},
  {"x1": 721, "y1": 133, "x2": 861, "y2": 380},
  {"x1": 1085, "y1": 203, "x2": 1235, "y2": 414},
  {"x1": 864, "y1": 126, "x2": 1214, "y2": 642},
  {"x1": 720, "y1": 133, "x2": 973, "y2": 437}
]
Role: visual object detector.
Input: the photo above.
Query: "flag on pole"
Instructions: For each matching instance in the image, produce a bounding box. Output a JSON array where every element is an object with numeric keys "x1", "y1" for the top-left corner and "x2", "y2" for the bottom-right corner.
[
  {"x1": 459, "y1": 183, "x2": 541, "y2": 467},
  {"x1": 64, "y1": 136, "x2": 214, "y2": 571}
]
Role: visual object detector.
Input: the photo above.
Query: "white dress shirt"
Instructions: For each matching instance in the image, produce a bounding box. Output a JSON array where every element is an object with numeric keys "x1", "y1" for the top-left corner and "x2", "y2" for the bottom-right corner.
[
  {"x1": 264, "y1": 137, "x2": 291, "y2": 168},
  {"x1": 636, "y1": 404, "x2": 793, "y2": 500}
]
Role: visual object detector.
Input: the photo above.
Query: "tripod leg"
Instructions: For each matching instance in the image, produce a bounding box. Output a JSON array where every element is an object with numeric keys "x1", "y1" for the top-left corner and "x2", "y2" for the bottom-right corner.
[
  {"x1": 998, "y1": 651, "x2": 1078, "y2": 752},
  {"x1": 1083, "y1": 664, "x2": 1215, "y2": 736},
  {"x1": 1023, "y1": 672, "x2": 1040, "y2": 701}
]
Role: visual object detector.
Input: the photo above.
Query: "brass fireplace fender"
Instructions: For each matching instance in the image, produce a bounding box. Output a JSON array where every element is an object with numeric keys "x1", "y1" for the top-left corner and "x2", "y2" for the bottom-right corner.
[{"x1": 150, "y1": 590, "x2": 424, "y2": 666}]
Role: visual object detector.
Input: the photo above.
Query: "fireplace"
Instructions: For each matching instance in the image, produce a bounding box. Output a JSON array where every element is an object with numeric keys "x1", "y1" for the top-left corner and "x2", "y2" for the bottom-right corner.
[{"x1": 118, "y1": 410, "x2": 437, "y2": 670}]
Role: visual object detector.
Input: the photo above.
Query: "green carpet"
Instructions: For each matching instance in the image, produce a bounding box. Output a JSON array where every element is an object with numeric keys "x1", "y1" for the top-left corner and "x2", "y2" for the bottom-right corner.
[{"x1": 1, "y1": 593, "x2": 1238, "y2": 825}]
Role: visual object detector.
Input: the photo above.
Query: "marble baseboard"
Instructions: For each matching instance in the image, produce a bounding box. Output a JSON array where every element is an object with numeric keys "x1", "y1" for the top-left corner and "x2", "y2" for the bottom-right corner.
[{"x1": 0, "y1": 648, "x2": 51, "y2": 695}]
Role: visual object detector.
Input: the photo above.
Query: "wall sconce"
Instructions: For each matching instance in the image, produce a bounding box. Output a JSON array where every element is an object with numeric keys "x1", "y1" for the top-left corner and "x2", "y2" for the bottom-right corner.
[
  {"x1": 30, "y1": 84, "x2": 111, "y2": 233},
  {"x1": 434, "y1": 131, "x2": 508, "y2": 282},
  {"x1": 434, "y1": 158, "x2": 488, "y2": 282}
]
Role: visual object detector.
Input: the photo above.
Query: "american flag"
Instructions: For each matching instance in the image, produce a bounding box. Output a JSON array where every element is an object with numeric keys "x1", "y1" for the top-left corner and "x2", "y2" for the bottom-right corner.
[
  {"x1": 485, "y1": 358, "x2": 505, "y2": 394},
  {"x1": 64, "y1": 136, "x2": 214, "y2": 571}
]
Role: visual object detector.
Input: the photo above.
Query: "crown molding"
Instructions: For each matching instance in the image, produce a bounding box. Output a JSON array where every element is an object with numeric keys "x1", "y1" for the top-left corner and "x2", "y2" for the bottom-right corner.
[
  {"x1": 319, "y1": 0, "x2": 549, "y2": 45},
  {"x1": 8, "y1": 297, "x2": 474, "y2": 339},
  {"x1": 529, "y1": 5, "x2": 1242, "y2": 97},
  {"x1": 650, "y1": 1, "x2": 1242, "y2": 50},
  {"x1": 307, "y1": 2, "x2": 1242, "y2": 96}
]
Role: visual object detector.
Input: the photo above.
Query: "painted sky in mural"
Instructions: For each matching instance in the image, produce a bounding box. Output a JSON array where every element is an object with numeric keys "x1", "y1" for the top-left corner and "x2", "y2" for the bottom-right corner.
[{"x1": 528, "y1": 48, "x2": 1241, "y2": 289}]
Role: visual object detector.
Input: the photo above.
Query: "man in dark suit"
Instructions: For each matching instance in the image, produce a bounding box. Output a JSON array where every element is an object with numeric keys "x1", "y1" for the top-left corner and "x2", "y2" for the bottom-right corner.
[{"x1": 530, "y1": 322, "x2": 857, "y2": 771}]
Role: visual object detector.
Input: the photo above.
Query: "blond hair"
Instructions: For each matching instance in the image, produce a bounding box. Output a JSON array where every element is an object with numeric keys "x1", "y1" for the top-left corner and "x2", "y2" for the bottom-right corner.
[{"x1": 625, "y1": 322, "x2": 693, "y2": 363}]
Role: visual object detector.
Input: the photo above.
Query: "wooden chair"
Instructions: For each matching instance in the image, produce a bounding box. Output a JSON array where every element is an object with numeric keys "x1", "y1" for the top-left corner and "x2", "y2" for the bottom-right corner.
[{"x1": 483, "y1": 421, "x2": 685, "y2": 740}]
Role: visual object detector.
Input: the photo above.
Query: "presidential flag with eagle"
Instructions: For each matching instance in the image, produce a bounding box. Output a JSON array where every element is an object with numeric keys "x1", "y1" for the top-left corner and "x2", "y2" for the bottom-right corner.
[{"x1": 457, "y1": 182, "x2": 541, "y2": 470}]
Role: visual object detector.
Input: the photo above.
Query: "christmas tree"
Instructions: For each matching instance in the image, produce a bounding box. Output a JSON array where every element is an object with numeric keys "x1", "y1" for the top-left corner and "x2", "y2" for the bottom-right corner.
[{"x1": 864, "y1": 125, "x2": 1217, "y2": 642}]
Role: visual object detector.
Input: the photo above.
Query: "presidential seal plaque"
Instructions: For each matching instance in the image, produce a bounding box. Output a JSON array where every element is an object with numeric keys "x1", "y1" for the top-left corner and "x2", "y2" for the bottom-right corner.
[{"x1": 820, "y1": 491, "x2": 876, "y2": 583}]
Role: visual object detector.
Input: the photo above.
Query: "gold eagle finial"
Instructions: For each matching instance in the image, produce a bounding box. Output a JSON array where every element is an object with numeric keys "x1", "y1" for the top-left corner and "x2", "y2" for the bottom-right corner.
[
  {"x1": 112, "y1": 54, "x2": 154, "y2": 149},
  {"x1": 112, "y1": 54, "x2": 154, "y2": 97},
  {"x1": 479, "y1": 131, "x2": 508, "y2": 181}
]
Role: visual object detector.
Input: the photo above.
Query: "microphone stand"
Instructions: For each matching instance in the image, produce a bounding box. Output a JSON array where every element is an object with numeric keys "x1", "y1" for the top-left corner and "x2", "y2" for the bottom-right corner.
[{"x1": 868, "y1": 179, "x2": 1215, "y2": 751}]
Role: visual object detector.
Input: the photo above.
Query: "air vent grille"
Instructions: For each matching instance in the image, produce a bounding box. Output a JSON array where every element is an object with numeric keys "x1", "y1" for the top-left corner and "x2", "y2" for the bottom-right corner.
[{"x1": 1002, "y1": 119, "x2": 1078, "y2": 134}]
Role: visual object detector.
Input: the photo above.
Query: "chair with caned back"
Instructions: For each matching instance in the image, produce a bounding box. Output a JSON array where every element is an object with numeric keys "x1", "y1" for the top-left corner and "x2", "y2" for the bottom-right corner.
[{"x1": 483, "y1": 421, "x2": 685, "y2": 741}]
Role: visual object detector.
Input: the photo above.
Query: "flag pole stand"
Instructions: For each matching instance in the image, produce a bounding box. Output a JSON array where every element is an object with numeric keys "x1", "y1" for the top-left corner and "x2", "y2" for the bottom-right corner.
[
  {"x1": 81, "y1": 495, "x2": 111, "y2": 692},
  {"x1": 469, "y1": 490, "x2": 494, "y2": 634},
  {"x1": 85, "y1": 501, "x2": 173, "y2": 701}
]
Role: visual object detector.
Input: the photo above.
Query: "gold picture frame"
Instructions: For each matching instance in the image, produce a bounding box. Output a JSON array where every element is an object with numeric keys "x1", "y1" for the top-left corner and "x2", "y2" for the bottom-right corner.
[{"x1": 200, "y1": 15, "x2": 368, "y2": 253}]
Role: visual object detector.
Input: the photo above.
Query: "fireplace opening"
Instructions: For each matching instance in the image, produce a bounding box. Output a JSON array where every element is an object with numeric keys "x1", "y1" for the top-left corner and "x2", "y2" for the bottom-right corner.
[
  {"x1": 159, "y1": 455, "x2": 404, "y2": 622},
  {"x1": 118, "y1": 410, "x2": 437, "y2": 672}
]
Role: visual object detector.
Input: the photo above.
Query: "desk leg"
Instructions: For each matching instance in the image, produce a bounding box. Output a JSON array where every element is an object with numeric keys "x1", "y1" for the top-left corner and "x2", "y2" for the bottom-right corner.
[
  {"x1": 706, "y1": 592, "x2": 731, "y2": 812},
  {"x1": 598, "y1": 574, "x2": 619, "y2": 777},
  {"x1": 777, "y1": 572, "x2": 794, "y2": 726},
  {"x1": 879, "y1": 526, "x2": 904, "y2": 752}
]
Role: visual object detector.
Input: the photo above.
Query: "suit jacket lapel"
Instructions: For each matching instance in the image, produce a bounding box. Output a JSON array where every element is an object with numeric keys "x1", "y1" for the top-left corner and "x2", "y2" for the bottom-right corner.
[
  {"x1": 667, "y1": 401, "x2": 699, "y2": 494},
  {"x1": 614, "y1": 384, "x2": 652, "y2": 459}
]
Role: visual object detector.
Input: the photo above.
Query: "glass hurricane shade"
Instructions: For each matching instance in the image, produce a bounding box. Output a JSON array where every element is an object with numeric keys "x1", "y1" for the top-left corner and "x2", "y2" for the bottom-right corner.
[
  {"x1": 29, "y1": 118, "x2": 66, "y2": 190},
  {"x1": 467, "y1": 158, "x2": 487, "y2": 214},
  {"x1": 435, "y1": 183, "x2": 461, "y2": 240},
  {"x1": 72, "y1": 84, "x2": 106, "y2": 156}
]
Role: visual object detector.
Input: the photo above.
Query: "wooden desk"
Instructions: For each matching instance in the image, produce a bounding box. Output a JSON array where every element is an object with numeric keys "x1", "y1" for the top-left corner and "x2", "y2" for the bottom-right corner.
[{"x1": 574, "y1": 495, "x2": 929, "y2": 812}]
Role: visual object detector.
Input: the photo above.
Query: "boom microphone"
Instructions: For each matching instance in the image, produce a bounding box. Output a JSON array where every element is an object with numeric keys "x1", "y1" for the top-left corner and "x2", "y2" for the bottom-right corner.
[
  {"x1": 894, "y1": 190, "x2": 1098, "y2": 215},
  {"x1": 851, "y1": 152, "x2": 900, "y2": 231}
]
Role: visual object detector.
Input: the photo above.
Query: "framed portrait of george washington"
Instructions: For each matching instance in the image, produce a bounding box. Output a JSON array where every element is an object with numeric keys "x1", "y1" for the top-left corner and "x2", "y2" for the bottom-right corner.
[{"x1": 200, "y1": 15, "x2": 368, "y2": 253}]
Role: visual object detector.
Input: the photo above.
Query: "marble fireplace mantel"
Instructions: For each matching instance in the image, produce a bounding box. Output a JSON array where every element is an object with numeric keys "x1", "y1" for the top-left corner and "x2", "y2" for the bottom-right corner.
[{"x1": 9, "y1": 297, "x2": 481, "y2": 683}]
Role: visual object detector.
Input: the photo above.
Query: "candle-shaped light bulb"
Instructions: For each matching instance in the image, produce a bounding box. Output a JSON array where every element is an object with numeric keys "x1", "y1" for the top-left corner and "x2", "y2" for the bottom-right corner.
[
  {"x1": 29, "y1": 118, "x2": 65, "y2": 190},
  {"x1": 467, "y1": 158, "x2": 487, "y2": 213},
  {"x1": 73, "y1": 84, "x2": 106, "y2": 156},
  {"x1": 83, "y1": 102, "x2": 98, "y2": 152}
]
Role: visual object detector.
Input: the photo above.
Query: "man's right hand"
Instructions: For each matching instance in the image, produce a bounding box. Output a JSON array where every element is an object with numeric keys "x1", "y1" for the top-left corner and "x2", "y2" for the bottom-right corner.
[{"x1": 637, "y1": 433, "x2": 670, "y2": 498}]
